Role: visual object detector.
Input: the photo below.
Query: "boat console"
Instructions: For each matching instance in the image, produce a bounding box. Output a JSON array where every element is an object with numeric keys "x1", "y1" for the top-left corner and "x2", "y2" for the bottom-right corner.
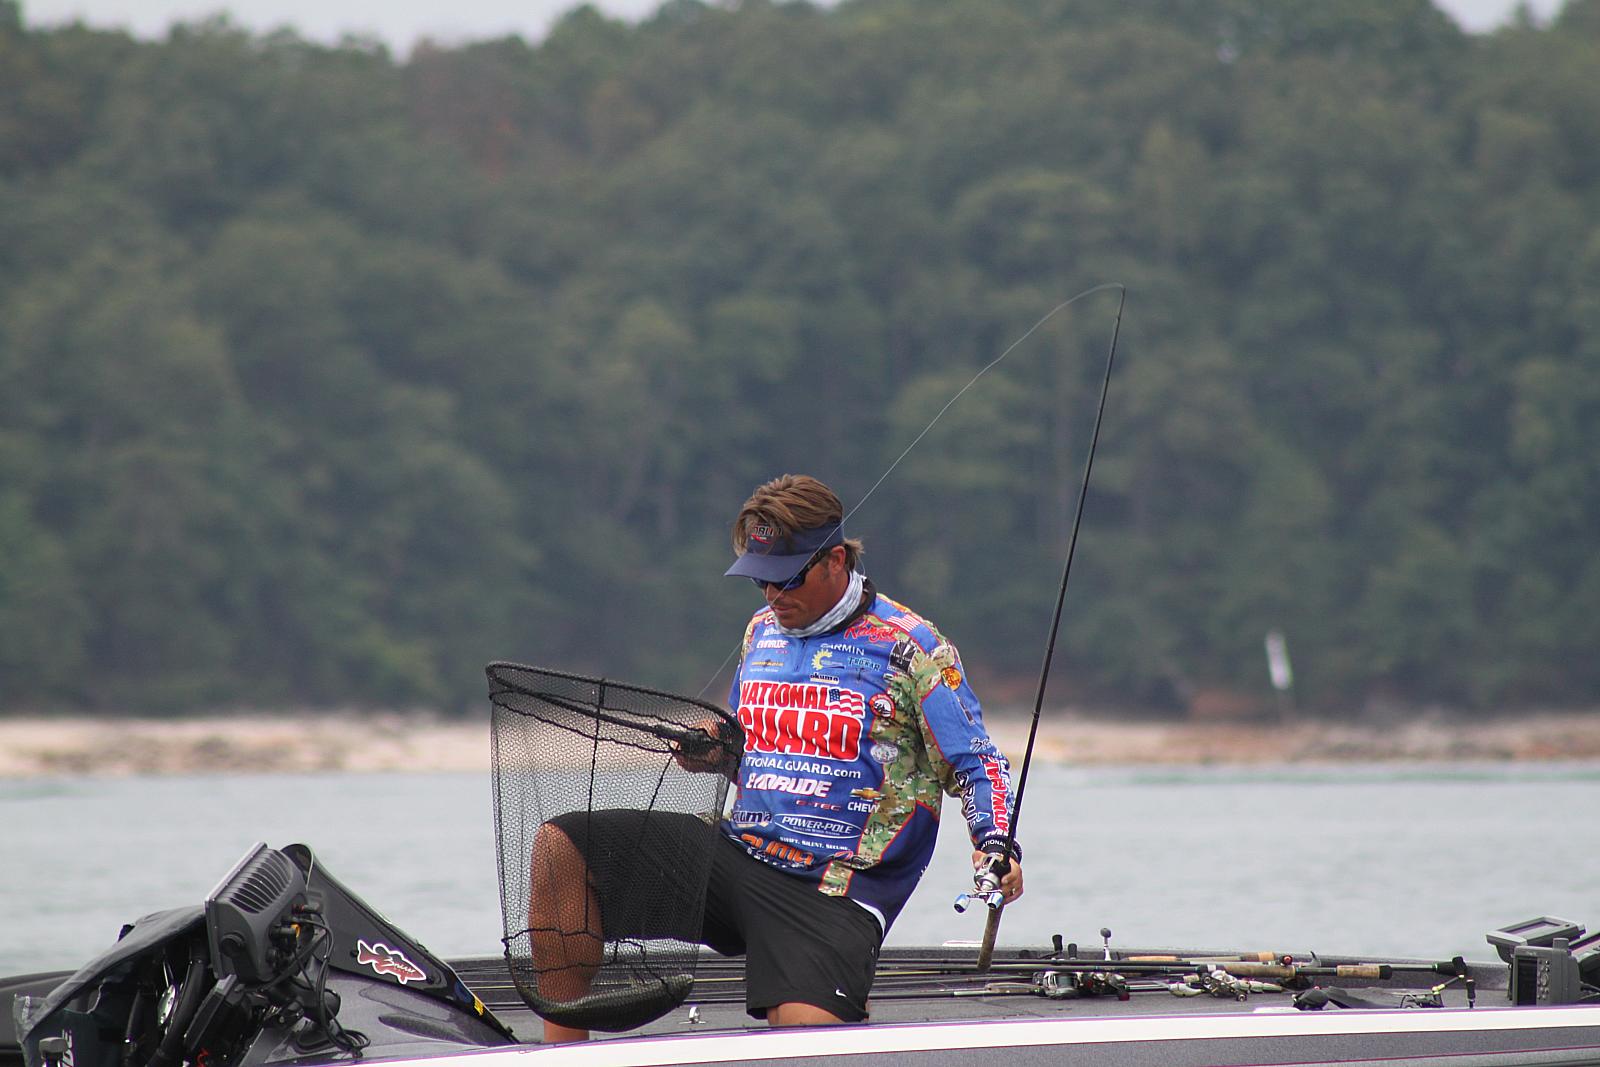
[{"x1": 10, "y1": 844, "x2": 513, "y2": 1067}]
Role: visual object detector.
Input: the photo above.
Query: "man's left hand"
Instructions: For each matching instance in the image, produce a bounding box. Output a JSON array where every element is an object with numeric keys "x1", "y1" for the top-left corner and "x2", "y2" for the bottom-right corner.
[{"x1": 672, "y1": 718, "x2": 739, "y2": 776}]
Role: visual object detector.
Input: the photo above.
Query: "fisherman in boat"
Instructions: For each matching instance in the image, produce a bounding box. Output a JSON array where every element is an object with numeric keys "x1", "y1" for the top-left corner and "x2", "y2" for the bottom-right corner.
[{"x1": 531, "y1": 474, "x2": 1023, "y2": 1040}]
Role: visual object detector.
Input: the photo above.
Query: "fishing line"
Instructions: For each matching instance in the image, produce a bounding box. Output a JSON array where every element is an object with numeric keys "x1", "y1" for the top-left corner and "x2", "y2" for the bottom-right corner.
[
  {"x1": 973, "y1": 283, "x2": 1125, "y2": 970},
  {"x1": 696, "y1": 281, "x2": 1126, "y2": 699}
]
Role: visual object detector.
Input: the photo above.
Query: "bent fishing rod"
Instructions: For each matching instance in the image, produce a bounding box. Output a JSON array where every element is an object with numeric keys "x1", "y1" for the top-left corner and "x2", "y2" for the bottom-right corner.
[
  {"x1": 695, "y1": 283, "x2": 1128, "y2": 701},
  {"x1": 954, "y1": 285, "x2": 1126, "y2": 971},
  {"x1": 693, "y1": 283, "x2": 1127, "y2": 961}
]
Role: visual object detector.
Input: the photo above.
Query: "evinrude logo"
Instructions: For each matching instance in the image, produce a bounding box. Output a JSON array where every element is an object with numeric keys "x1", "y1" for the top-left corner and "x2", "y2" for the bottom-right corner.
[
  {"x1": 744, "y1": 772, "x2": 832, "y2": 796},
  {"x1": 737, "y1": 681, "x2": 864, "y2": 761},
  {"x1": 356, "y1": 939, "x2": 427, "y2": 984}
]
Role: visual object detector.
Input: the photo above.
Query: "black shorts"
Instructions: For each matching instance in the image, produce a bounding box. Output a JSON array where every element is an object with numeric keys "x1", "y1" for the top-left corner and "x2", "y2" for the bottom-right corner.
[{"x1": 548, "y1": 809, "x2": 882, "y2": 1021}]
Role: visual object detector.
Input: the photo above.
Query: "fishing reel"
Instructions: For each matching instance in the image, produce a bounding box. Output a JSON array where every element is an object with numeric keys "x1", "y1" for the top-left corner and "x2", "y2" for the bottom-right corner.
[{"x1": 953, "y1": 840, "x2": 1015, "y2": 914}]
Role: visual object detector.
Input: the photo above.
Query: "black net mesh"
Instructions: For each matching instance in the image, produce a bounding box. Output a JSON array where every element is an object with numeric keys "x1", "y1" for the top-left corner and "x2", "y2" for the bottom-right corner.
[{"x1": 487, "y1": 662, "x2": 742, "y2": 1032}]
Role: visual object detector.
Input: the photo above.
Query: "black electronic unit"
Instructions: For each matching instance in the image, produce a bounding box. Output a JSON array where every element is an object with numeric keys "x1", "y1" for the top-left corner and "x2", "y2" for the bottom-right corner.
[
  {"x1": 1486, "y1": 916, "x2": 1585, "y2": 965},
  {"x1": 204, "y1": 843, "x2": 308, "y2": 984},
  {"x1": 1510, "y1": 941, "x2": 1583, "y2": 1006},
  {"x1": 1568, "y1": 929, "x2": 1600, "y2": 984}
]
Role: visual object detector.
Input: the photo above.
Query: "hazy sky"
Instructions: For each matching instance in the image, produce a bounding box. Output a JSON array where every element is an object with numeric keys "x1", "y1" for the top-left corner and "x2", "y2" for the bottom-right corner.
[{"x1": 18, "y1": 0, "x2": 1569, "y2": 54}]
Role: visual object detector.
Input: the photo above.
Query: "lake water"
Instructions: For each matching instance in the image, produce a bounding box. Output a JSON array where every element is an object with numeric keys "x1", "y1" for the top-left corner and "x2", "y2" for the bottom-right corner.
[{"x1": 3, "y1": 762, "x2": 1597, "y2": 976}]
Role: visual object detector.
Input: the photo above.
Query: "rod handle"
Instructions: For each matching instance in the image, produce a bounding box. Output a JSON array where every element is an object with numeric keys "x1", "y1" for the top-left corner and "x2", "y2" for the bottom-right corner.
[{"x1": 976, "y1": 906, "x2": 1002, "y2": 972}]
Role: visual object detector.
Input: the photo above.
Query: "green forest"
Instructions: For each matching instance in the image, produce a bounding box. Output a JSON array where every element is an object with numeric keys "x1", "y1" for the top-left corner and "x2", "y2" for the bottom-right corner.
[{"x1": 2, "y1": 0, "x2": 1598, "y2": 718}]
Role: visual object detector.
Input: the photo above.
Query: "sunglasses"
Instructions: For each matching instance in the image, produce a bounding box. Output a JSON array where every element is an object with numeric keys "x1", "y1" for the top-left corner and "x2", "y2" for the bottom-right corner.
[{"x1": 750, "y1": 550, "x2": 829, "y2": 592}]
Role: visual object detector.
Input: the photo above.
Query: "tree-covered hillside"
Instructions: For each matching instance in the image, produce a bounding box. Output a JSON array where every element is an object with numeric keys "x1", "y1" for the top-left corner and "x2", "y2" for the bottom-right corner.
[{"x1": 2, "y1": 0, "x2": 1598, "y2": 716}]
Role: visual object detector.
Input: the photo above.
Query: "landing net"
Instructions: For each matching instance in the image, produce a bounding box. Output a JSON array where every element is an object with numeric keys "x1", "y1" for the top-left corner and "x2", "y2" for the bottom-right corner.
[{"x1": 487, "y1": 662, "x2": 741, "y2": 1032}]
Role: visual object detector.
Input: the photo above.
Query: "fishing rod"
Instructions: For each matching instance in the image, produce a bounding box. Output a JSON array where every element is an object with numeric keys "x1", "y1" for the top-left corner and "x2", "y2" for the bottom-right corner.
[
  {"x1": 690, "y1": 284, "x2": 1128, "y2": 959},
  {"x1": 862, "y1": 958, "x2": 1409, "y2": 980},
  {"x1": 958, "y1": 286, "x2": 1127, "y2": 971}
]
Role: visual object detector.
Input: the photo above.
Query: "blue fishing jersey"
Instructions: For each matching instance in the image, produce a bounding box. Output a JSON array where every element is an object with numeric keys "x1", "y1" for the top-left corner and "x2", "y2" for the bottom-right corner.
[{"x1": 721, "y1": 583, "x2": 1016, "y2": 929}]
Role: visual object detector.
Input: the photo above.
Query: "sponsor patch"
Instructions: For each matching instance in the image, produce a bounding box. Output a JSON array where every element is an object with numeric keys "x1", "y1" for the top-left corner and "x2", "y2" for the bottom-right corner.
[
  {"x1": 888, "y1": 638, "x2": 918, "y2": 673},
  {"x1": 868, "y1": 692, "x2": 896, "y2": 720},
  {"x1": 777, "y1": 814, "x2": 858, "y2": 839},
  {"x1": 737, "y1": 680, "x2": 865, "y2": 761},
  {"x1": 356, "y1": 940, "x2": 427, "y2": 985},
  {"x1": 983, "y1": 755, "x2": 1013, "y2": 836},
  {"x1": 843, "y1": 620, "x2": 899, "y2": 644},
  {"x1": 811, "y1": 649, "x2": 836, "y2": 672},
  {"x1": 743, "y1": 754, "x2": 863, "y2": 778},
  {"x1": 750, "y1": 523, "x2": 778, "y2": 546},
  {"x1": 869, "y1": 740, "x2": 901, "y2": 764},
  {"x1": 745, "y1": 772, "x2": 832, "y2": 796},
  {"x1": 850, "y1": 787, "x2": 884, "y2": 801},
  {"x1": 741, "y1": 833, "x2": 813, "y2": 867},
  {"x1": 941, "y1": 666, "x2": 963, "y2": 689},
  {"x1": 756, "y1": 638, "x2": 789, "y2": 650}
]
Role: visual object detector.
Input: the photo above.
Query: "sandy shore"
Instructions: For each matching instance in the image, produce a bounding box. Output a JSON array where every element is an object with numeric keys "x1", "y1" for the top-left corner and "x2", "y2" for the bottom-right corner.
[{"x1": 3, "y1": 709, "x2": 1599, "y2": 777}]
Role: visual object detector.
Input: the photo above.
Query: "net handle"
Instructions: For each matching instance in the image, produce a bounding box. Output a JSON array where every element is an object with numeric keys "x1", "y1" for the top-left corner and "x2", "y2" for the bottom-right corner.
[{"x1": 486, "y1": 661, "x2": 743, "y2": 761}]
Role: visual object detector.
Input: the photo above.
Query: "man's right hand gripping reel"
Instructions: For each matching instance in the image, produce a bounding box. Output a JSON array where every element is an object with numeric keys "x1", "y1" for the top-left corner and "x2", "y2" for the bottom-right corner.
[{"x1": 953, "y1": 839, "x2": 1013, "y2": 913}]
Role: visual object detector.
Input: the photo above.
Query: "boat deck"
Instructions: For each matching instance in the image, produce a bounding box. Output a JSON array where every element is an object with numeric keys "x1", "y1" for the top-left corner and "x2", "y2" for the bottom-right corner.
[
  {"x1": 439, "y1": 945, "x2": 1600, "y2": 1067},
  {"x1": 452, "y1": 942, "x2": 1503, "y2": 1038},
  {"x1": 8, "y1": 944, "x2": 1600, "y2": 1067}
]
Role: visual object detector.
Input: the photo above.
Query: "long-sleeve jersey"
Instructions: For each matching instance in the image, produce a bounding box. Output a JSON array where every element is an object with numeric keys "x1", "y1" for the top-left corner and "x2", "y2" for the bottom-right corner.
[{"x1": 720, "y1": 581, "x2": 1015, "y2": 930}]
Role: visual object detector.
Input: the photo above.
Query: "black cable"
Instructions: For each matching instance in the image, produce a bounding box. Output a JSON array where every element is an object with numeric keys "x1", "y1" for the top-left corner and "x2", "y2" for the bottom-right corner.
[
  {"x1": 297, "y1": 916, "x2": 368, "y2": 1056},
  {"x1": 975, "y1": 286, "x2": 1127, "y2": 972}
]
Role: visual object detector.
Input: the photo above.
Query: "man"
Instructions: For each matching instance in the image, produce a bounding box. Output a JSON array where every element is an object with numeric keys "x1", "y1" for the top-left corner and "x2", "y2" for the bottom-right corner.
[{"x1": 533, "y1": 474, "x2": 1021, "y2": 1041}]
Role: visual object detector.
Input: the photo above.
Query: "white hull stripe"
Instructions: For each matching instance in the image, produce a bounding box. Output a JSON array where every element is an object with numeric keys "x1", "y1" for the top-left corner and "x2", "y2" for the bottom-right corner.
[{"x1": 392, "y1": 1005, "x2": 1600, "y2": 1067}]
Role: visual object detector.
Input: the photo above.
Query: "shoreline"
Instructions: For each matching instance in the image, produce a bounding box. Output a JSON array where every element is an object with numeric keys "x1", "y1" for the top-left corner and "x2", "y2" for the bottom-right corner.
[{"x1": 3, "y1": 710, "x2": 1600, "y2": 777}]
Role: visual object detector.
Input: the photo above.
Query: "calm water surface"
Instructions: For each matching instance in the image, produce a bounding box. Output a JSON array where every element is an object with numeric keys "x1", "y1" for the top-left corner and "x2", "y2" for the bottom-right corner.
[{"x1": 3, "y1": 762, "x2": 1597, "y2": 975}]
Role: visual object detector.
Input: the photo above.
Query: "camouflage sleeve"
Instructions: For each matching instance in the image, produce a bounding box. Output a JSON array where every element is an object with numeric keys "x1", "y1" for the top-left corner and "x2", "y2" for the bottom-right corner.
[
  {"x1": 727, "y1": 612, "x2": 762, "y2": 708},
  {"x1": 905, "y1": 640, "x2": 1017, "y2": 853}
]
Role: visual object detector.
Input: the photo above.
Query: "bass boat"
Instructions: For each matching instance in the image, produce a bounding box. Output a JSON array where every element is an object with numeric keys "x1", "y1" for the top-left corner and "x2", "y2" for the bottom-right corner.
[
  {"x1": 4, "y1": 840, "x2": 1600, "y2": 1067},
  {"x1": 9, "y1": 669, "x2": 1600, "y2": 1066}
]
